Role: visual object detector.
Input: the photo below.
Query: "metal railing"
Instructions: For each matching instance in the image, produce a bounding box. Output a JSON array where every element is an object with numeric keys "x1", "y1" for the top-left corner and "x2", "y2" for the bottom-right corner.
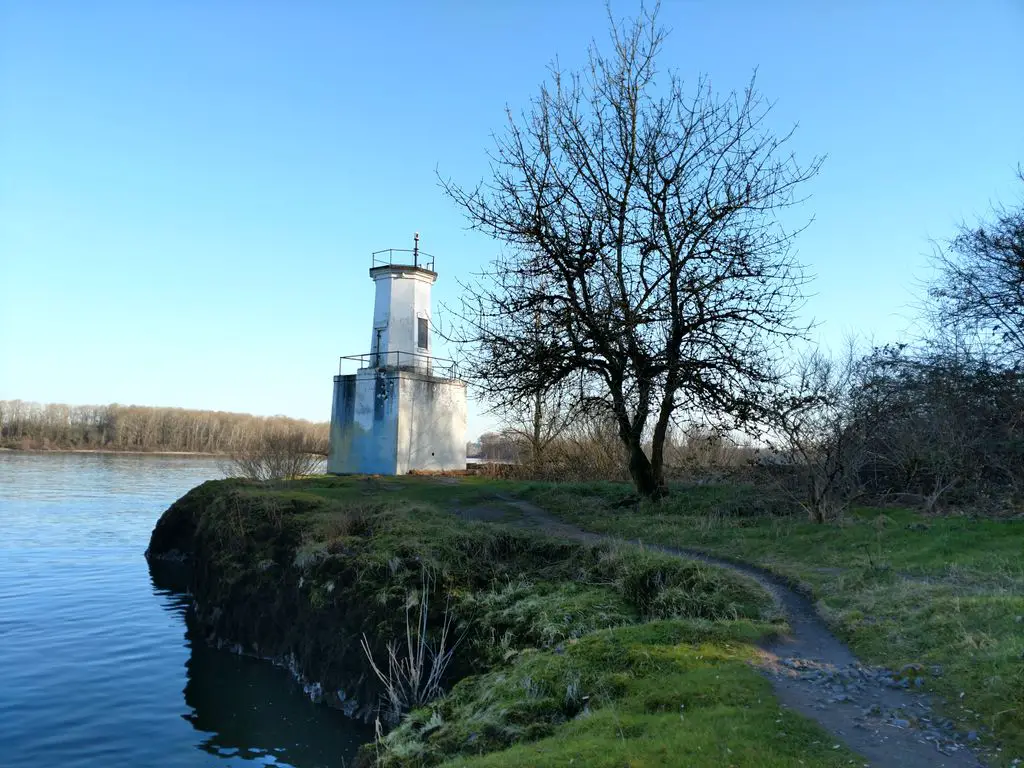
[
  {"x1": 371, "y1": 248, "x2": 435, "y2": 272},
  {"x1": 339, "y1": 350, "x2": 459, "y2": 379}
]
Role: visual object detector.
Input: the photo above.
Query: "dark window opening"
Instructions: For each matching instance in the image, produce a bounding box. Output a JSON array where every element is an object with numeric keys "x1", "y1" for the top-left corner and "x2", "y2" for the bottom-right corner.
[{"x1": 418, "y1": 318, "x2": 429, "y2": 350}]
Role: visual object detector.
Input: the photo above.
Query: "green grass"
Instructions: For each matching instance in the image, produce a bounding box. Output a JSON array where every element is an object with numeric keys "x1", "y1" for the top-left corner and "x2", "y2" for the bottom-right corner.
[
  {"x1": 381, "y1": 620, "x2": 859, "y2": 768},
  {"x1": 175, "y1": 475, "x2": 1022, "y2": 760},
  {"x1": 152, "y1": 475, "x2": 857, "y2": 767},
  {"x1": 518, "y1": 481, "x2": 1024, "y2": 760}
]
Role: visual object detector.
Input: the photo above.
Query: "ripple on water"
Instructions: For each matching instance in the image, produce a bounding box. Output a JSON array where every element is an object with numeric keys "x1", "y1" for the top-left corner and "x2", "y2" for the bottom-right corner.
[{"x1": 0, "y1": 452, "x2": 371, "y2": 768}]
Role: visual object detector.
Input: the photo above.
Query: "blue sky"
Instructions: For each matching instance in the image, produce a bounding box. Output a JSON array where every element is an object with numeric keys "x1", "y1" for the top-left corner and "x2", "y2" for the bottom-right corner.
[{"x1": 1, "y1": 1, "x2": 1021, "y2": 439}]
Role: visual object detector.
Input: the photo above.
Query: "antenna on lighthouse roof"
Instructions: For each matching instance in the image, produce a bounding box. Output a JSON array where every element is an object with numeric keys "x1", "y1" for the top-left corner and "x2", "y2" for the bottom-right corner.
[{"x1": 413, "y1": 232, "x2": 420, "y2": 267}]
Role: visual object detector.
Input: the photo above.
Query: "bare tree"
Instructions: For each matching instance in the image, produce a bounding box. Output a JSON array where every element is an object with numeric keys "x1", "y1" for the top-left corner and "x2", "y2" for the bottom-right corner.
[
  {"x1": 661, "y1": 425, "x2": 755, "y2": 479},
  {"x1": 766, "y1": 343, "x2": 881, "y2": 522},
  {"x1": 861, "y1": 345, "x2": 1023, "y2": 512},
  {"x1": 442, "y1": 6, "x2": 822, "y2": 497},
  {"x1": 929, "y1": 169, "x2": 1024, "y2": 362},
  {"x1": 498, "y1": 376, "x2": 586, "y2": 474}
]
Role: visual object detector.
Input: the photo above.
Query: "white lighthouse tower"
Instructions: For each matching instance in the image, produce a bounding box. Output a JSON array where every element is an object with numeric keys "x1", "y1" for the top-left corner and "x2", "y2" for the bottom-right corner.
[{"x1": 327, "y1": 235, "x2": 468, "y2": 475}]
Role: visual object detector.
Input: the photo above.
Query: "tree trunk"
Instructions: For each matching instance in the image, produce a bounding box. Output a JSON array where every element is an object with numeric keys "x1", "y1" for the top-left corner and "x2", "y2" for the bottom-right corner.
[
  {"x1": 532, "y1": 387, "x2": 543, "y2": 475},
  {"x1": 626, "y1": 439, "x2": 666, "y2": 498}
]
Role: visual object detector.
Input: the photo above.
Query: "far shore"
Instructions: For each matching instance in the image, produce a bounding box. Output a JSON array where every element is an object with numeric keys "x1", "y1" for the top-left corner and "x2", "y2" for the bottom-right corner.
[{"x1": 0, "y1": 447, "x2": 226, "y2": 457}]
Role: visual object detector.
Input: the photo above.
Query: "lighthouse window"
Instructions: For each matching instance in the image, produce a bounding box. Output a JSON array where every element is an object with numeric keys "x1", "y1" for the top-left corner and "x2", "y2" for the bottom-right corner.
[{"x1": 418, "y1": 318, "x2": 429, "y2": 349}]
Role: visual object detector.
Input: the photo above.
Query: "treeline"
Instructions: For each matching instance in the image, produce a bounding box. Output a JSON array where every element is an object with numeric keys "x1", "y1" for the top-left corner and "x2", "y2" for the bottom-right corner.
[
  {"x1": 481, "y1": 342, "x2": 1024, "y2": 519},
  {"x1": 471, "y1": 421, "x2": 757, "y2": 483},
  {"x1": 0, "y1": 400, "x2": 329, "y2": 454},
  {"x1": 761, "y1": 341, "x2": 1024, "y2": 520}
]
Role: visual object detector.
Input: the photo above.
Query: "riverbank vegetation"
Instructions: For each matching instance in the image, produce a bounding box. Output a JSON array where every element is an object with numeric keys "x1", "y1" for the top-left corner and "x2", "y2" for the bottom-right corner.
[
  {"x1": 146, "y1": 474, "x2": 874, "y2": 767},
  {"x1": 148, "y1": 472, "x2": 1024, "y2": 763},
  {"x1": 0, "y1": 400, "x2": 327, "y2": 454},
  {"x1": 513, "y1": 480, "x2": 1024, "y2": 761}
]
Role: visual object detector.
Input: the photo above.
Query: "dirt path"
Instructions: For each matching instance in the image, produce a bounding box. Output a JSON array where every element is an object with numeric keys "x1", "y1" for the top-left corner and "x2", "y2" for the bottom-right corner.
[{"x1": 456, "y1": 495, "x2": 986, "y2": 768}]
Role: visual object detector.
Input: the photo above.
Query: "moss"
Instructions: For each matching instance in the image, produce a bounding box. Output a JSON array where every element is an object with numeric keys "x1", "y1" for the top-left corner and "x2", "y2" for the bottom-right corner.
[
  {"x1": 375, "y1": 619, "x2": 850, "y2": 767},
  {"x1": 524, "y1": 481, "x2": 1024, "y2": 760},
  {"x1": 147, "y1": 475, "x2": 845, "y2": 767}
]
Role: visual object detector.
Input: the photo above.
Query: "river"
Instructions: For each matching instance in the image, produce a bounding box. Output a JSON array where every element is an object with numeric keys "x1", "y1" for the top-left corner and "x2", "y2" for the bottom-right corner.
[{"x1": 0, "y1": 452, "x2": 372, "y2": 767}]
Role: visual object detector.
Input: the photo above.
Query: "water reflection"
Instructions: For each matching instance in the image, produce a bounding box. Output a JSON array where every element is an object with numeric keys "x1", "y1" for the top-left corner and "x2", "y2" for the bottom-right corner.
[
  {"x1": 1, "y1": 452, "x2": 370, "y2": 768},
  {"x1": 149, "y1": 561, "x2": 373, "y2": 767}
]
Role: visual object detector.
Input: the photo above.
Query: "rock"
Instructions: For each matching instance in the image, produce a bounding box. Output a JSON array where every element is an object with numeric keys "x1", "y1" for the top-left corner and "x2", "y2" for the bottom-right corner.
[{"x1": 892, "y1": 718, "x2": 911, "y2": 728}]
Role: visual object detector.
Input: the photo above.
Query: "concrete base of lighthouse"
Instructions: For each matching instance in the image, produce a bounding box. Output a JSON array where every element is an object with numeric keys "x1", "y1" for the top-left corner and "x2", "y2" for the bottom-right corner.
[{"x1": 327, "y1": 368, "x2": 467, "y2": 475}]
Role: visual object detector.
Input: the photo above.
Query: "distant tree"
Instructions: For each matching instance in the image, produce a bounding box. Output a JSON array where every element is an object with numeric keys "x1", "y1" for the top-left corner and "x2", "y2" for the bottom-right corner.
[
  {"x1": 929, "y1": 170, "x2": 1024, "y2": 362},
  {"x1": 0, "y1": 400, "x2": 328, "y2": 455},
  {"x1": 766, "y1": 342, "x2": 885, "y2": 522},
  {"x1": 477, "y1": 431, "x2": 519, "y2": 463},
  {"x1": 858, "y1": 344, "x2": 1024, "y2": 511},
  {"x1": 443, "y1": 6, "x2": 822, "y2": 497},
  {"x1": 498, "y1": 376, "x2": 586, "y2": 474}
]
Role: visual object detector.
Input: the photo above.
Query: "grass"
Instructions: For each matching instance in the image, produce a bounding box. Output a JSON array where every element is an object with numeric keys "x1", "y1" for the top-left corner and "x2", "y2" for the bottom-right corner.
[
  {"x1": 150, "y1": 475, "x2": 856, "y2": 767},
  {"x1": 157, "y1": 473, "x2": 1024, "y2": 763},
  {"x1": 517, "y1": 480, "x2": 1024, "y2": 761},
  {"x1": 381, "y1": 620, "x2": 859, "y2": 768}
]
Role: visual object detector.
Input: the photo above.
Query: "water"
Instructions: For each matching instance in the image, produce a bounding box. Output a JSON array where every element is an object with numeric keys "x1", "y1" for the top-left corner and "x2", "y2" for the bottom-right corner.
[{"x1": 0, "y1": 452, "x2": 372, "y2": 768}]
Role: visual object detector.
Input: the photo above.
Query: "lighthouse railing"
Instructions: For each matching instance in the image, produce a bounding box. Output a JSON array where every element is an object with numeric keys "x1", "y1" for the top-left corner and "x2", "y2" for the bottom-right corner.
[
  {"x1": 338, "y1": 350, "x2": 459, "y2": 380},
  {"x1": 370, "y1": 249, "x2": 436, "y2": 272}
]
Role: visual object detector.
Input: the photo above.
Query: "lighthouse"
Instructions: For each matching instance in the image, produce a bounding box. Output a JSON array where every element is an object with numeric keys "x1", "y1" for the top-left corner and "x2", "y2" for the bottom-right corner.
[{"x1": 327, "y1": 235, "x2": 468, "y2": 475}]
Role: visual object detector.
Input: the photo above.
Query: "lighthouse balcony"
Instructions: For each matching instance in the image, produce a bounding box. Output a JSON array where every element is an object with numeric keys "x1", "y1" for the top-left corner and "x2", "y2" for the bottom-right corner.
[
  {"x1": 370, "y1": 248, "x2": 436, "y2": 274},
  {"x1": 339, "y1": 350, "x2": 459, "y2": 380}
]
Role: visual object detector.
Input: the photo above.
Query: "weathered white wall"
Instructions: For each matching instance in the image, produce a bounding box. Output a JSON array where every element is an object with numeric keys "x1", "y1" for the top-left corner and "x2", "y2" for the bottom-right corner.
[
  {"x1": 327, "y1": 369, "x2": 400, "y2": 474},
  {"x1": 368, "y1": 267, "x2": 435, "y2": 371},
  {"x1": 327, "y1": 374, "x2": 356, "y2": 473},
  {"x1": 329, "y1": 369, "x2": 466, "y2": 475},
  {"x1": 395, "y1": 372, "x2": 467, "y2": 474}
]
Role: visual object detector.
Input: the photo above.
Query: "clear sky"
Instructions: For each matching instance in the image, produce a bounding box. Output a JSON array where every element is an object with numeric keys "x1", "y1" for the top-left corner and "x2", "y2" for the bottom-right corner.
[{"x1": 1, "y1": 1, "x2": 1021, "y2": 439}]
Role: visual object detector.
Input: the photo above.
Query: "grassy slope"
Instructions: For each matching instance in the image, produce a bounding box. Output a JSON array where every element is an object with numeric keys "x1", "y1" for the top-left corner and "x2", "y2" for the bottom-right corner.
[
  {"x1": 159, "y1": 475, "x2": 861, "y2": 767},
  {"x1": 399, "y1": 621, "x2": 856, "y2": 768},
  {"x1": 515, "y1": 480, "x2": 1024, "y2": 760}
]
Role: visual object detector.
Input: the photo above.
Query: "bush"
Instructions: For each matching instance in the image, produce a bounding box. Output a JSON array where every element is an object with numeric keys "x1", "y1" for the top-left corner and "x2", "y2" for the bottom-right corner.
[{"x1": 226, "y1": 429, "x2": 327, "y2": 480}]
